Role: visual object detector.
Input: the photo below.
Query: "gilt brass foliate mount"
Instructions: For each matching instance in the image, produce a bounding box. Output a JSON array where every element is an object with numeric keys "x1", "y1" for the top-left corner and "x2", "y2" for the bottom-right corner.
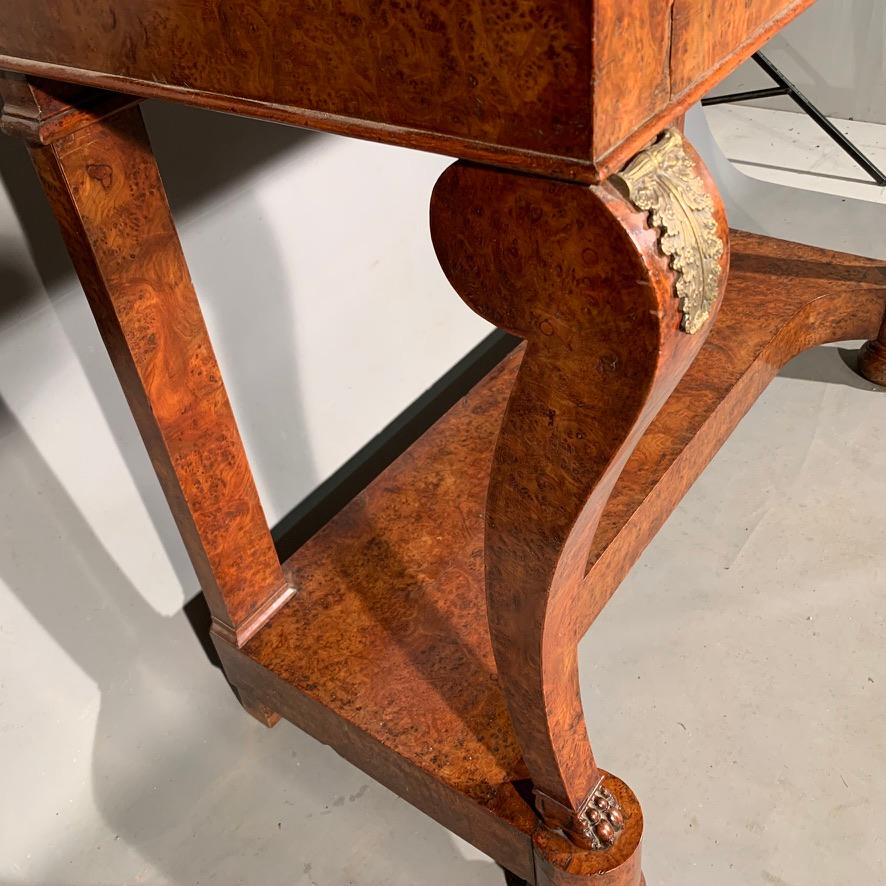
[{"x1": 613, "y1": 128, "x2": 724, "y2": 334}]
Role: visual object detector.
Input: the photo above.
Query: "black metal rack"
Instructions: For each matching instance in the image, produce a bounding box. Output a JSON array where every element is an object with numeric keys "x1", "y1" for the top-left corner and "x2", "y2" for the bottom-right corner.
[{"x1": 703, "y1": 52, "x2": 886, "y2": 187}]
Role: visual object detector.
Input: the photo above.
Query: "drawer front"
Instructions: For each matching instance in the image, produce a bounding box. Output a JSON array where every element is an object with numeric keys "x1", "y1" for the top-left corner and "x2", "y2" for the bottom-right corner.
[{"x1": 0, "y1": 0, "x2": 591, "y2": 157}]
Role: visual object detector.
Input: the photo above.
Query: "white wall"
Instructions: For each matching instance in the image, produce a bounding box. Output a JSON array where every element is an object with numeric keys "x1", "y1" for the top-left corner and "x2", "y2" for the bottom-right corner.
[
  {"x1": 711, "y1": 0, "x2": 886, "y2": 124},
  {"x1": 0, "y1": 102, "x2": 490, "y2": 618}
]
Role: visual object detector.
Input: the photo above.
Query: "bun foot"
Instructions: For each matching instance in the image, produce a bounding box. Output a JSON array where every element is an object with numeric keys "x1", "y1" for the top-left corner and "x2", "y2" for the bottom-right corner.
[{"x1": 858, "y1": 338, "x2": 886, "y2": 387}]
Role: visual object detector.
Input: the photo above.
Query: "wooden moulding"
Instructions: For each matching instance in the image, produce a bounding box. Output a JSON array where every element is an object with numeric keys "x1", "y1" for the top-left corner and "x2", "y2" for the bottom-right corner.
[
  {"x1": 215, "y1": 231, "x2": 886, "y2": 883},
  {"x1": 0, "y1": 71, "x2": 137, "y2": 144}
]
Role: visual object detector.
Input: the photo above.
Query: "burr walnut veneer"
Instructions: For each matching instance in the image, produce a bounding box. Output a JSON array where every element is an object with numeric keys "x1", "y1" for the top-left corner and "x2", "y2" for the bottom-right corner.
[{"x1": 1, "y1": 1, "x2": 883, "y2": 883}]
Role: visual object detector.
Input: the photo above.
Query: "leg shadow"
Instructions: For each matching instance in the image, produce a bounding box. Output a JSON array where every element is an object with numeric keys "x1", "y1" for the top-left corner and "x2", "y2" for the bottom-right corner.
[{"x1": 0, "y1": 399, "x2": 504, "y2": 884}]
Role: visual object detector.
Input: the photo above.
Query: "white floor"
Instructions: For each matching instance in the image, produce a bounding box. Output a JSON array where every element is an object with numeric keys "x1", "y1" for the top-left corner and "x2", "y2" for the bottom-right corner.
[
  {"x1": 706, "y1": 103, "x2": 886, "y2": 203},
  {"x1": 2, "y1": 106, "x2": 885, "y2": 885}
]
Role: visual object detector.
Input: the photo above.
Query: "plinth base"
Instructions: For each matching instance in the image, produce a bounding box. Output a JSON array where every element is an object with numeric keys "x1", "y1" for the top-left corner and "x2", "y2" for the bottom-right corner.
[{"x1": 214, "y1": 231, "x2": 885, "y2": 883}]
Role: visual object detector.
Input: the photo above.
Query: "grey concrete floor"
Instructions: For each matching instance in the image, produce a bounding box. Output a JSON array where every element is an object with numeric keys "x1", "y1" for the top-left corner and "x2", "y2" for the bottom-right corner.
[{"x1": 2, "y1": 109, "x2": 886, "y2": 885}]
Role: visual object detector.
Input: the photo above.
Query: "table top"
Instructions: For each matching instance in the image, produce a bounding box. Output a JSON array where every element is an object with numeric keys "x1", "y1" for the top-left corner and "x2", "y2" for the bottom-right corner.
[{"x1": 0, "y1": 0, "x2": 815, "y2": 180}]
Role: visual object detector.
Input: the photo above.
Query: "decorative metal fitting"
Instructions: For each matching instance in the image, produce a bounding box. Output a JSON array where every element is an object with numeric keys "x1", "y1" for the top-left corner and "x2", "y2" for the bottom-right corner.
[
  {"x1": 567, "y1": 782, "x2": 625, "y2": 850},
  {"x1": 613, "y1": 128, "x2": 724, "y2": 335},
  {"x1": 535, "y1": 778, "x2": 626, "y2": 851}
]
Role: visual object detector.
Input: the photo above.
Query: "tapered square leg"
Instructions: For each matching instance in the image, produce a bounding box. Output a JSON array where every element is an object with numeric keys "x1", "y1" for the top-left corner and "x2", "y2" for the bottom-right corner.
[{"x1": 0, "y1": 74, "x2": 293, "y2": 652}]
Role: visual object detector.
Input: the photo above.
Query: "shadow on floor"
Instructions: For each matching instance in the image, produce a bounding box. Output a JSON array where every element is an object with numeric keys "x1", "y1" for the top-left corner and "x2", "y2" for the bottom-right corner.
[
  {"x1": 779, "y1": 344, "x2": 883, "y2": 391},
  {"x1": 0, "y1": 395, "x2": 506, "y2": 883}
]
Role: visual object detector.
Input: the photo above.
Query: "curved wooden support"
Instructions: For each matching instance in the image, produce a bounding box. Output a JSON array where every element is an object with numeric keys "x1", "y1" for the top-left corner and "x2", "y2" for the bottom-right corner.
[{"x1": 430, "y1": 132, "x2": 729, "y2": 859}]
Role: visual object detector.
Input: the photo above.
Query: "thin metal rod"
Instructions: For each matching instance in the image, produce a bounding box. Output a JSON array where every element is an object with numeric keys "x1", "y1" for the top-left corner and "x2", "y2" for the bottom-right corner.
[
  {"x1": 702, "y1": 86, "x2": 789, "y2": 107},
  {"x1": 749, "y1": 51, "x2": 886, "y2": 186}
]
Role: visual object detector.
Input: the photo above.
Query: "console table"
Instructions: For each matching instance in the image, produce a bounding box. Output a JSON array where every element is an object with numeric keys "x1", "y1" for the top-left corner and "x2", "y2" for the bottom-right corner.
[{"x1": 2, "y1": 2, "x2": 884, "y2": 883}]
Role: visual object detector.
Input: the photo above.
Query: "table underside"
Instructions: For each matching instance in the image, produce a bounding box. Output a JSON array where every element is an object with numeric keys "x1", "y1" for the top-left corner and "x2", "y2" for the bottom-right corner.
[{"x1": 215, "y1": 231, "x2": 886, "y2": 882}]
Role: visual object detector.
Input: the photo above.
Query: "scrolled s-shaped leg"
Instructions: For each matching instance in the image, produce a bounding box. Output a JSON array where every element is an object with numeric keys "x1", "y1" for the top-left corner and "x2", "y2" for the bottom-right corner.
[{"x1": 430, "y1": 131, "x2": 729, "y2": 884}]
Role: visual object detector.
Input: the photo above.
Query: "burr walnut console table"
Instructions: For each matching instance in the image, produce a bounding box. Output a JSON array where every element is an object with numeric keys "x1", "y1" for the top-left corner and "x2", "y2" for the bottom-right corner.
[{"x1": 2, "y1": 2, "x2": 884, "y2": 883}]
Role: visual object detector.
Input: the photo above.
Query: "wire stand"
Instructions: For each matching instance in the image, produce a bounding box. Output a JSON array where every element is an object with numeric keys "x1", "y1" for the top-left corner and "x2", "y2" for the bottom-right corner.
[{"x1": 702, "y1": 51, "x2": 886, "y2": 186}]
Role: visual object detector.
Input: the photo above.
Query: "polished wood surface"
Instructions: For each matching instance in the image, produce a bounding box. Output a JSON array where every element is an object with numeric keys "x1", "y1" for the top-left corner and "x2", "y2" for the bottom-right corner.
[
  {"x1": 1, "y1": 85, "x2": 293, "y2": 646},
  {"x1": 0, "y1": 0, "x2": 815, "y2": 181},
  {"x1": 217, "y1": 230, "x2": 885, "y2": 884}
]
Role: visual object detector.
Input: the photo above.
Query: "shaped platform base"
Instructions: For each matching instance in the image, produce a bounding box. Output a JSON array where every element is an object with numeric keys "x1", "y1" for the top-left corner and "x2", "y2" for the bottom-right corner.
[{"x1": 214, "y1": 230, "x2": 885, "y2": 884}]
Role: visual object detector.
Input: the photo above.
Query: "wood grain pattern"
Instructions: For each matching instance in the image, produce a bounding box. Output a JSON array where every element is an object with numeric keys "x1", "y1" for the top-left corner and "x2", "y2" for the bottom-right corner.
[
  {"x1": 0, "y1": 0, "x2": 817, "y2": 181},
  {"x1": 0, "y1": 0, "x2": 590, "y2": 159},
  {"x1": 430, "y1": 147, "x2": 728, "y2": 834},
  {"x1": 533, "y1": 774, "x2": 642, "y2": 885},
  {"x1": 217, "y1": 230, "x2": 883, "y2": 883},
  {"x1": 0, "y1": 88, "x2": 293, "y2": 645},
  {"x1": 591, "y1": 0, "x2": 672, "y2": 159}
]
